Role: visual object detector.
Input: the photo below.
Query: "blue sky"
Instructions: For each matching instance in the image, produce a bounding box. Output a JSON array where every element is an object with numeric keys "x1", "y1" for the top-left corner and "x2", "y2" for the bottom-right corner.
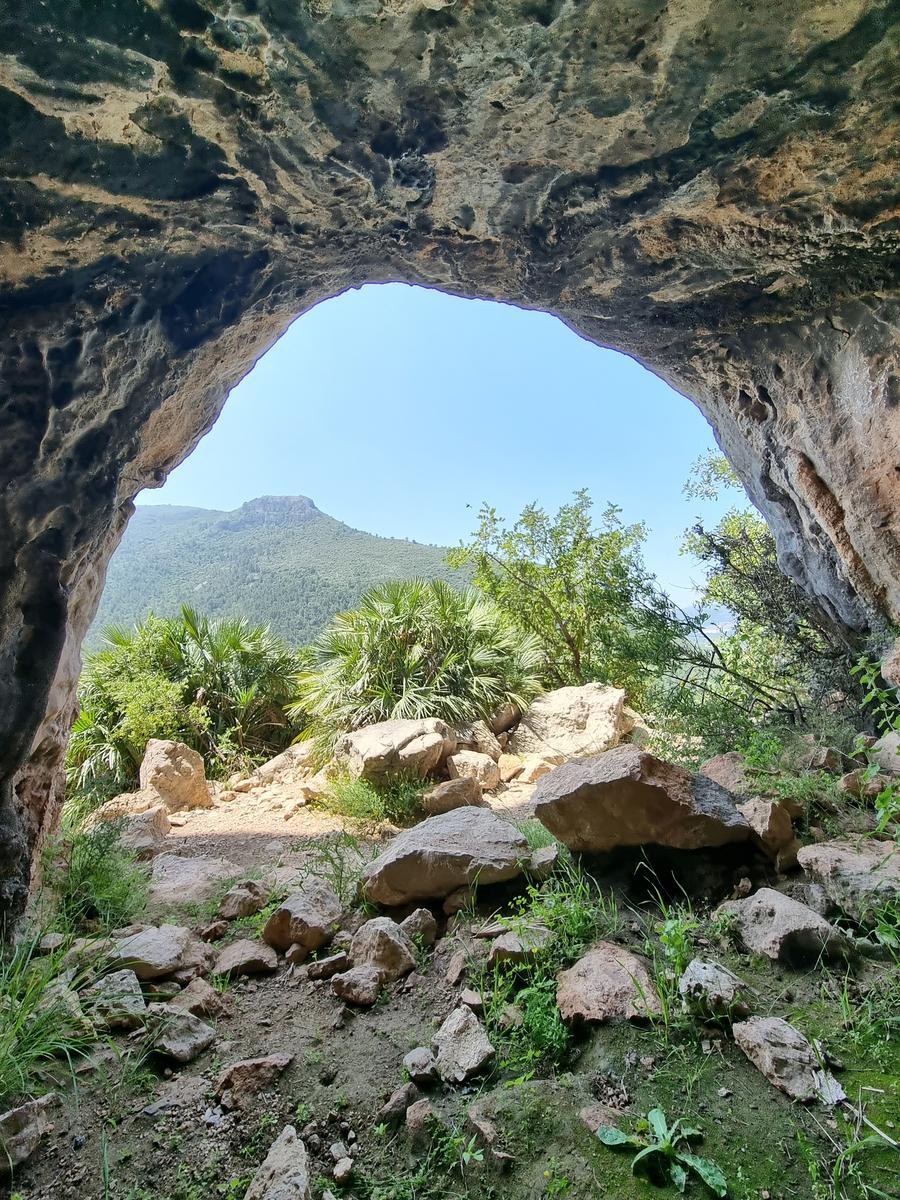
[{"x1": 142, "y1": 283, "x2": 736, "y2": 599}]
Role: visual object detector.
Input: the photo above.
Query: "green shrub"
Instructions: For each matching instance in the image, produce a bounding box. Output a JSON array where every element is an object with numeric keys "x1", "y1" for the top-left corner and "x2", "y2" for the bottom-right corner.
[
  {"x1": 44, "y1": 823, "x2": 148, "y2": 933},
  {"x1": 291, "y1": 579, "x2": 544, "y2": 754},
  {"x1": 322, "y1": 772, "x2": 426, "y2": 830}
]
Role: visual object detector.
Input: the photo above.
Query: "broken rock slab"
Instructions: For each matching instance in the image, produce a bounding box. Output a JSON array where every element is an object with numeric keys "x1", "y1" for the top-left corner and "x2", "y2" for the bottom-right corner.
[
  {"x1": 213, "y1": 938, "x2": 278, "y2": 978},
  {"x1": 432, "y1": 1006, "x2": 495, "y2": 1083},
  {"x1": 111, "y1": 924, "x2": 215, "y2": 980},
  {"x1": 361, "y1": 807, "x2": 529, "y2": 906},
  {"x1": 797, "y1": 838, "x2": 900, "y2": 924},
  {"x1": 715, "y1": 888, "x2": 853, "y2": 963},
  {"x1": 146, "y1": 1003, "x2": 215, "y2": 1064},
  {"x1": 533, "y1": 745, "x2": 750, "y2": 853},
  {"x1": 487, "y1": 922, "x2": 553, "y2": 968},
  {"x1": 215, "y1": 1054, "x2": 293, "y2": 1110},
  {"x1": 556, "y1": 942, "x2": 661, "y2": 1023},
  {"x1": 733, "y1": 1017, "x2": 845, "y2": 1104},
  {"x1": 244, "y1": 1125, "x2": 311, "y2": 1200},
  {"x1": 82, "y1": 969, "x2": 147, "y2": 1031}
]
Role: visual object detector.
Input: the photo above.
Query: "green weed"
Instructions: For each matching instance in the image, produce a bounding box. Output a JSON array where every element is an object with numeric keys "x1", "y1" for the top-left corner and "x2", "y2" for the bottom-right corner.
[{"x1": 596, "y1": 1106, "x2": 727, "y2": 1196}]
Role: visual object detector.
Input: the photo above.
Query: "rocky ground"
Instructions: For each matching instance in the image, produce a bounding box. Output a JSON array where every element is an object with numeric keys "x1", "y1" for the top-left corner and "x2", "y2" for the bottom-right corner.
[{"x1": 3, "y1": 688, "x2": 899, "y2": 1200}]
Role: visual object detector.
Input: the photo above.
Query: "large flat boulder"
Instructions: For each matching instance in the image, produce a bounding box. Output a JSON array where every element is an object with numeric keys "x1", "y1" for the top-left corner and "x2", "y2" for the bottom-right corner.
[
  {"x1": 361, "y1": 808, "x2": 529, "y2": 906},
  {"x1": 733, "y1": 1017, "x2": 845, "y2": 1105},
  {"x1": 139, "y1": 738, "x2": 212, "y2": 811},
  {"x1": 533, "y1": 745, "x2": 750, "y2": 853},
  {"x1": 334, "y1": 718, "x2": 456, "y2": 782},
  {"x1": 111, "y1": 924, "x2": 215, "y2": 980},
  {"x1": 509, "y1": 684, "x2": 632, "y2": 761},
  {"x1": 797, "y1": 838, "x2": 900, "y2": 924}
]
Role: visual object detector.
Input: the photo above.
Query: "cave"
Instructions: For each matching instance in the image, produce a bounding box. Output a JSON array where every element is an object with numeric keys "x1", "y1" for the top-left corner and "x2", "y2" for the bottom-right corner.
[{"x1": 0, "y1": 1, "x2": 898, "y2": 922}]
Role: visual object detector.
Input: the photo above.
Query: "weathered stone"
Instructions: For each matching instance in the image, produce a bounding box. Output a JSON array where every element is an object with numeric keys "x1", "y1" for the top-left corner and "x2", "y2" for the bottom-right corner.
[
  {"x1": 881, "y1": 640, "x2": 900, "y2": 689},
  {"x1": 443, "y1": 886, "x2": 474, "y2": 915},
  {"x1": 334, "y1": 719, "x2": 455, "y2": 782},
  {"x1": 736, "y1": 797, "x2": 799, "y2": 867},
  {"x1": 517, "y1": 755, "x2": 559, "y2": 785},
  {"x1": 263, "y1": 883, "x2": 344, "y2": 953},
  {"x1": 699, "y1": 752, "x2": 750, "y2": 795},
  {"x1": 219, "y1": 880, "x2": 270, "y2": 921},
  {"x1": 421, "y1": 776, "x2": 485, "y2": 815},
  {"x1": 350, "y1": 917, "x2": 415, "y2": 982},
  {"x1": 169, "y1": 977, "x2": 233, "y2": 1019},
  {"x1": 399, "y1": 908, "x2": 439, "y2": 946},
  {"x1": 377, "y1": 1082, "x2": 418, "y2": 1127},
  {"x1": 112, "y1": 925, "x2": 214, "y2": 981},
  {"x1": 433, "y1": 1006, "x2": 495, "y2": 1083},
  {"x1": 447, "y1": 751, "x2": 501, "y2": 791},
  {"x1": 139, "y1": 740, "x2": 212, "y2": 811},
  {"x1": 146, "y1": 1003, "x2": 215, "y2": 1063},
  {"x1": 306, "y1": 952, "x2": 350, "y2": 980},
  {"x1": 82, "y1": 969, "x2": 146, "y2": 1030},
  {"x1": 733, "y1": 1017, "x2": 845, "y2": 1105},
  {"x1": 715, "y1": 888, "x2": 853, "y2": 963},
  {"x1": 556, "y1": 942, "x2": 660, "y2": 1023},
  {"x1": 1, "y1": 2, "x2": 898, "y2": 926},
  {"x1": 533, "y1": 746, "x2": 750, "y2": 853},
  {"x1": 331, "y1": 964, "x2": 384, "y2": 1008},
  {"x1": 487, "y1": 923, "x2": 553, "y2": 967},
  {"x1": 839, "y1": 769, "x2": 890, "y2": 799},
  {"x1": 244, "y1": 1125, "x2": 311, "y2": 1200},
  {"x1": 148, "y1": 854, "x2": 239, "y2": 909},
  {"x1": 405, "y1": 1099, "x2": 438, "y2": 1145},
  {"x1": 215, "y1": 1054, "x2": 293, "y2": 1110},
  {"x1": 872, "y1": 732, "x2": 900, "y2": 776},
  {"x1": 527, "y1": 844, "x2": 560, "y2": 880},
  {"x1": 455, "y1": 721, "x2": 502, "y2": 761},
  {"x1": 678, "y1": 959, "x2": 753, "y2": 1020},
  {"x1": 0, "y1": 1094, "x2": 57, "y2": 1176},
  {"x1": 797, "y1": 838, "x2": 900, "y2": 924},
  {"x1": 213, "y1": 938, "x2": 278, "y2": 978},
  {"x1": 332, "y1": 1158, "x2": 353, "y2": 1184},
  {"x1": 498, "y1": 754, "x2": 524, "y2": 783},
  {"x1": 362, "y1": 808, "x2": 528, "y2": 906},
  {"x1": 511, "y1": 684, "x2": 631, "y2": 760},
  {"x1": 91, "y1": 797, "x2": 171, "y2": 859},
  {"x1": 403, "y1": 1046, "x2": 439, "y2": 1087}
]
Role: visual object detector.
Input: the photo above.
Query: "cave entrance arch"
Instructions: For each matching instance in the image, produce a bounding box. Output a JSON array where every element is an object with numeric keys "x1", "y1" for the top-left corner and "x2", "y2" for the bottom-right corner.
[{"x1": 1, "y1": 0, "x2": 898, "y2": 919}]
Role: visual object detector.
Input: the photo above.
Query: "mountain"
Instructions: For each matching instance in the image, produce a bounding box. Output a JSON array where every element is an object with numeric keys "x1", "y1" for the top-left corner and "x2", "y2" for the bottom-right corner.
[{"x1": 88, "y1": 496, "x2": 464, "y2": 648}]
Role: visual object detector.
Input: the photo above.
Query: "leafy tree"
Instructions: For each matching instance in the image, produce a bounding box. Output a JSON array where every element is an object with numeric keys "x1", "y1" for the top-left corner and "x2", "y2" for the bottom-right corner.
[
  {"x1": 291, "y1": 579, "x2": 544, "y2": 749},
  {"x1": 449, "y1": 490, "x2": 663, "y2": 697}
]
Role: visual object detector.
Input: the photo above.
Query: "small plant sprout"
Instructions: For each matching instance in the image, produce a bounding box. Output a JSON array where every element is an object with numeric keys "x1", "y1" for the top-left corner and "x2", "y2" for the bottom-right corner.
[{"x1": 596, "y1": 1108, "x2": 727, "y2": 1196}]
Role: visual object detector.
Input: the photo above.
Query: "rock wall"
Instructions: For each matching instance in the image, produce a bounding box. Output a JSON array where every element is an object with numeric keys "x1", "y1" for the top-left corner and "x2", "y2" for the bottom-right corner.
[{"x1": 0, "y1": 0, "x2": 898, "y2": 917}]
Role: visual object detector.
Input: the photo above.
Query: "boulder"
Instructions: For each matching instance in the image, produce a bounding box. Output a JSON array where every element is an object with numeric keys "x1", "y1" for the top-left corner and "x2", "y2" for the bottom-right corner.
[
  {"x1": 139, "y1": 739, "x2": 212, "y2": 811},
  {"x1": 219, "y1": 879, "x2": 270, "y2": 921},
  {"x1": 213, "y1": 938, "x2": 278, "y2": 978},
  {"x1": 432, "y1": 1006, "x2": 495, "y2": 1083},
  {"x1": 489, "y1": 704, "x2": 520, "y2": 736},
  {"x1": 488, "y1": 922, "x2": 553, "y2": 967},
  {"x1": 498, "y1": 753, "x2": 524, "y2": 783},
  {"x1": 678, "y1": 959, "x2": 753, "y2": 1020},
  {"x1": 871, "y1": 731, "x2": 900, "y2": 775},
  {"x1": 169, "y1": 977, "x2": 232, "y2": 1019},
  {"x1": 399, "y1": 908, "x2": 439, "y2": 946},
  {"x1": 334, "y1": 718, "x2": 456, "y2": 782},
  {"x1": 736, "y1": 797, "x2": 799, "y2": 867},
  {"x1": 215, "y1": 1054, "x2": 293, "y2": 1110},
  {"x1": 699, "y1": 752, "x2": 749, "y2": 795},
  {"x1": 454, "y1": 720, "x2": 502, "y2": 760},
  {"x1": 0, "y1": 1094, "x2": 57, "y2": 1176},
  {"x1": 797, "y1": 838, "x2": 900, "y2": 924},
  {"x1": 421, "y1": 776, "x2": 485, "y2": 815},
  {"x1": 533, "y1": 746, "x2": 750, "y2": 853},
  {"x1": 715, "y1": 888, "x2": 853, "y2": 962},
  {"x1": 447, "y1": 750, "x2": 501, "y2": 791},
  {"x1": 733, "y1": 1017, "x2": 845, "y2": 1104},
  {"x1": 361, "y1": 808, "x2": 529, "y2": 906},
  {"x1": 148, "y1": 853, "x2": 239, "y2": 909},
  {"x1": 112, "y1": 925, "x2": 215, "y2": 980},
  {"x1": 556, "y1": 942, "x2": 661, "y2": 1023},
  {"x1": 350, "y1": 917, "x2": 415, "y2": 982},
  {"x1": 82, "y1": 969, "x2": 147, "y2": 1030},
  {"x1": 331, "y1": 963, "x2": 384, "y2": 1007},
  {"x1": 117, "y1": 805, "x2": 171, "y2": 859},
  {"x1": 244, "y1": 1126, "x2": 311, "y2": 1200},
  {"x1": 262, "y1": 882, "x2": 344, "y2": 953},
  {"x1": 510, "y1": 684, "x2": 631, "y2": 760},
  {"x1": 146, "y1": 1003, "x2": 215, "y2": 1063}
]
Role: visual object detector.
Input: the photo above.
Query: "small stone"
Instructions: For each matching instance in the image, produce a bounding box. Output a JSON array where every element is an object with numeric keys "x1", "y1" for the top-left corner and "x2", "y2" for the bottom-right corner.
[
  {"x1": 377, "y1": 1082, "x2": 418, "y2": 1127},
  {"x1": 715, "y1": 888, "x2": 853, "y2": 963},
  {"x1": 82, "y1": 969, "x2": 147, "y2": 1031},
  {"x1": 331, "y1": 964, "x2": 384, "y2": 1007},
  {"x1": 403, "y1": 1046, "x2": 439, "y2": 1086},
  {"x1": 405, "y1": 1098, "x2": 437, "y2": 1145},
  {"x1": 169, "y1": 977, "x2": 233, "y2": 1019},
  {"x1": 307, "y1": 952, "x2": 350, "y2": 980},
  {"x1": 432, "y1": 1006, "x2": 495, "y2": 1083},
  {"x1": 333, "y1": 1158, "x2": 353, "y2": 1184},
  {"x1": 678, "y1": 959, "x2": 754, "y2": 1020},
  {"x1": 200, "y1": 920, "x2": 228, "y2": 942},
  {"x1": 218, "y1": 880, "x2": 270, "y2": 921},
  {"x1": 213, "y1": 938, "x2": 278, "y2": 978},
  {"x1": 262, "y1": 883, "x2": 344, "y2": 953},
  {"x1": 399, "y1": 908, "x2": 439, "y2": 946},
  {"x1": 527, "y1": 844, "x2": 559, "y2": 880},
  {"x1": 556, "y1": 942, "x2": 661, "y2": 1023},
  {"x1": 445, "y1": 949, "x2": 467, "y2": 985},
  {"x1": 215, "y1": 1054, "x2": 293, "y2": 1110},
  {"x1": 146, "y1": 1003, "x2": 215, "y2": 1063},
  {"x1": 350, "y1": 917, "x2": 415, "y2": 982},
  {"x1": 244, "y1": 1125, "x2": 311, "y2": 1200},
  {"x1": 733, "y1": 1017, "x2": 846, "y2": 1105},
  {"x1": 0, "y1": 1094, "x2": 57, "y2": 1176},
  {"x1": 487, "y1": 922, "x2": 552, "y2": 967},
  {"x1": 329, "y1": 1140, "x2": 348, "y2": 1162},
  {"x1": 459, "y1": 988, "x2": 483, "y2": 1013},
  {"x1": 421, "y1": 776, "x2": 485, "y2": 815}
]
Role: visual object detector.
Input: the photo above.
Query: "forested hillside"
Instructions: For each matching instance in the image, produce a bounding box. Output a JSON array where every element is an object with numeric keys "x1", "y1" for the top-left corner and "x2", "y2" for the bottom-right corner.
[{"x1": 89, "y1": 496, "x2": 463, "y2": 647}]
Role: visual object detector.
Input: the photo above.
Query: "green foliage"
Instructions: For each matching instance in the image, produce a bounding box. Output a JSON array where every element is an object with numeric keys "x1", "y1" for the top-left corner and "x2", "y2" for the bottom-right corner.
[
  {"x1": 89, "y1": 497, "x2": 466, "y2": 651},
  {"x1": 449, "y1": 489, "x2": 666, "y2": 698},
  {"x1": 0, "y1": 937, "x2": 96, "y2": 1108},
  {"x1": 292, "y1": 579, "x2": 543, "y2": 749},
  {"x1": 43, "y1": 822, "x2": 148, "y2": 933},
  {"x1": 67, "y1": 606, "x2": 302, "y2": 800},
  {"x1": 321, "y1": 772, "x2": 426, "y2": 830},
  {"x1": 294, "y1": 830, "x2": 376, "y2": 907},
  {"x1": 596, "y1": 1107, "x2": 727, "y2": 1196}
]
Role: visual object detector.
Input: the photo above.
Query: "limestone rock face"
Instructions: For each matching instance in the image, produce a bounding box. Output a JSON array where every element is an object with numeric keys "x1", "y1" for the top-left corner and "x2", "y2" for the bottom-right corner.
[
  {"x1": 510, "y1": 685, "x2": 630, "y2": 761},
  {"x1": 0, "y1": 2, "x2": 898, "y2": 920},
  {"x1": 139, "y1": 740, "x2": 212, "y2": 812},
  {"x1": 334, "y1": 719, "x2": 455, "y2": 782},
  {"x1": 797, "y1": 838, "x2": 900, "y2": 923},
  {"x1": 361, "y1": 808, "x2": 529, "y2": 905},
  {"x1": 533, "y1": 746, "x2": 750, "y2": 853}
]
